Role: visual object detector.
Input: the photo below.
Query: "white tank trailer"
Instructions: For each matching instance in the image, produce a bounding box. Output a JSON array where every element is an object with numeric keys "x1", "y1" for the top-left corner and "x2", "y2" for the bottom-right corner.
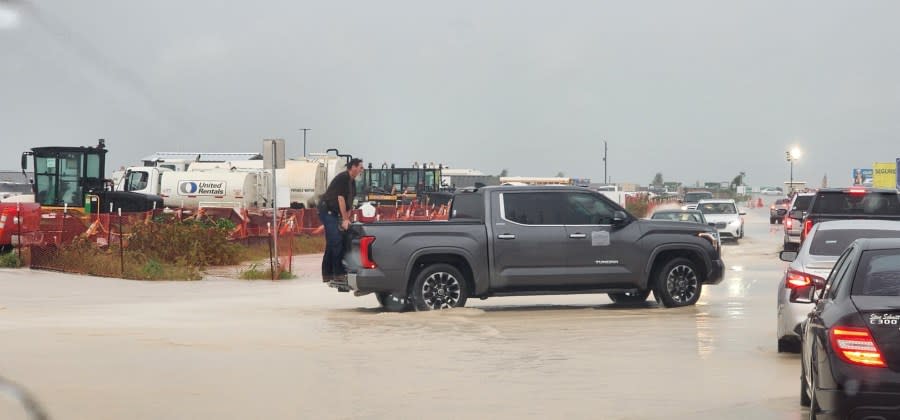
[
  {"x1": 118, "y1": 167, "x2": 270, "y2": 210},
  {"x1": 119, "y1": 155, "x2": 347, "y2": 210}
]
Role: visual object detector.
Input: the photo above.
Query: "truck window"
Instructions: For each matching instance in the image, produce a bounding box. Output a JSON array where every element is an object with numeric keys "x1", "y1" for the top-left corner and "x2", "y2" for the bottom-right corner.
[
  {"x1": 852, "y1": 250, "x2": 900, "y2": 296},
  {"x1": 449, "y1": 193, "x2": 484, "y2": 221},
  {"x1": 791, "y1": 195, "x2": 812, "y2": 212},
  {"x1": 563, "y1": 192, "x2": 614, "y2": 225},
  {"x1": 125, "y1": 171, "x2": 149, "y2": 192},
  {"x1": 813, "y1": 192, "x2": 900, "y2": 215},
  {"x1": 502, "y1": 192, "x2": 564, "y2": 225}
]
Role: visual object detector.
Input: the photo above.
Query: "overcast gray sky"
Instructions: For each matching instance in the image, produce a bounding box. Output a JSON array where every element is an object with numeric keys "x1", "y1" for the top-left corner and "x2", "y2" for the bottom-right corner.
[{"x1": 2, "y1": 0, "x2": 898, "y2": 188}]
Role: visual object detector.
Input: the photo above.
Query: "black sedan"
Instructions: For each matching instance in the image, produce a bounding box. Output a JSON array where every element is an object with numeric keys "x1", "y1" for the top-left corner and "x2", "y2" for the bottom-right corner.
[{"x1": 794, "y1": 238, "x2": 900, "y2": 419}]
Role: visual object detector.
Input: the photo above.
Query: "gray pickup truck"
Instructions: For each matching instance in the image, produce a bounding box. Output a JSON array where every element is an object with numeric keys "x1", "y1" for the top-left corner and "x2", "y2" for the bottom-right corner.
[{"x1": 333, "y1": 186, "x2": 724, "y2": 311}]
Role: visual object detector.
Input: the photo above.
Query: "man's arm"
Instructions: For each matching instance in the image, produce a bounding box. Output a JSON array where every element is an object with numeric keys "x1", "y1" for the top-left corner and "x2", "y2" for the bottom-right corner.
[
  {"x1": 338, "y1": 196, "x2": 351, "y2": 230},
  {"x1": 338, "y1": 196, "x2": 350, "y2": 220}
]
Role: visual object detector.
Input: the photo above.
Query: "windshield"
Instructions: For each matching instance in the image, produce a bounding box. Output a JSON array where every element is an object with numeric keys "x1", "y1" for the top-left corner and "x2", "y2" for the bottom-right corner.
[
  {"x1": 651, "y1": 212, "x2": 705, "y2": 223},
  {"x1": 810, "y1": 229, "x2": 900, "y2": 256},
  {"x1": 813, "y1": 192, "x2": 900, "y2": 215},
  {"x1": 698, "y1": 202, "x2": 736, "y2": 214},
  {"x1": 684, "y1": 192, "x2": 712, "y2": 202}
]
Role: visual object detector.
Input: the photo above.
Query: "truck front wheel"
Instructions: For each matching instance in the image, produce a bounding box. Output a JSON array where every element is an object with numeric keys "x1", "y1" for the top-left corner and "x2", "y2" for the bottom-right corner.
[
  {"x1": 411, "y1": 264, "x2": 468, "y2": 311},
  {"x1": 652, "y1": 257, "x2": 703, "y2": 308}
]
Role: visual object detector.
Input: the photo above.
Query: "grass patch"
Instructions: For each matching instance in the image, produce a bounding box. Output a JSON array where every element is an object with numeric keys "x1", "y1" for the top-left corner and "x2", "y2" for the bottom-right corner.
[
  {"x1": 0, "y1": 251, "x2": 22, "y2": 268},
  {"x1": 236, "y1": 235, "x2": 325, "y2": 262},
  {"x1": 239, "y1": 263, "x2": 297, "y2": 280}
]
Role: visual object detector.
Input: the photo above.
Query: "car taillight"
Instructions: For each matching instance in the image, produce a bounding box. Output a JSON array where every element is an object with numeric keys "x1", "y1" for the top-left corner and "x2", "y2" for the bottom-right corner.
[
  {"x1": 848, "y1": 188, "x2": 867, "y2": 195},
  {"x1": 830, "y1": 326, "x2": 886, "y2": 368},
  {"x1": 785, "y1": 269, "x2": 825, "y2": 289},
  {"x1": 359, "y1": 236, "x2": 377, "y2": 269},
  {"x1": 784, "y1": 216, "x2": 793, "y2": 229}
]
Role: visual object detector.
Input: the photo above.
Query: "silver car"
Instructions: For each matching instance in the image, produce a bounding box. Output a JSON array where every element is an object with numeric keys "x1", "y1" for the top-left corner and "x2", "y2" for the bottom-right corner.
[{"x1": 776, "y1": 219, "x2": 900, "y2": 352}]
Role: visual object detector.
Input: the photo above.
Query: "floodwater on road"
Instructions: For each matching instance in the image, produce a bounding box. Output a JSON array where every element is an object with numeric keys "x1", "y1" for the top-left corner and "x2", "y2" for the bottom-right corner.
[{"x1": 0, "y1": 199, "x2": 807, "y2": 419}]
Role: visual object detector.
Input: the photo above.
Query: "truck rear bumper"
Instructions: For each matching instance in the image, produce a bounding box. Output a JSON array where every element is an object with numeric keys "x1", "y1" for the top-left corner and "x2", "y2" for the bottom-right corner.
[
  {"x1": 344, "y1": 268, "x2": 406, "y2": 294},
  {"x1": 705, "y1": 259, "x2": 725, "y2": 285}
]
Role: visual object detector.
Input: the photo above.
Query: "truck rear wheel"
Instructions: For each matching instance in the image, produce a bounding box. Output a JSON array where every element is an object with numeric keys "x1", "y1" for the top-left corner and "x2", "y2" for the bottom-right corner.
[
  {"x1": 608, "y1": 290, "x2": 651, "y2": 304},
  {"x1": 411, "y1": 264, "x2": 468, "y2": 311},
  {"x1": 376, "y1": 292, "x2": 411, "y2": 312},
  {"x1": 652, "y1": 257, "x2": 703, "y2": 308}
]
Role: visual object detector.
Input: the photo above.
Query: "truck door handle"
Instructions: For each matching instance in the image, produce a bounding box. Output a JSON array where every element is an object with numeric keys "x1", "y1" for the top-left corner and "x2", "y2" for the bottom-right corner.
[
  {"x1": 569, "y1": 233, "x2": 587, "y2": 239},
  {"x1": 497, "y1": 234, "x2": 516, "y2": 240}
]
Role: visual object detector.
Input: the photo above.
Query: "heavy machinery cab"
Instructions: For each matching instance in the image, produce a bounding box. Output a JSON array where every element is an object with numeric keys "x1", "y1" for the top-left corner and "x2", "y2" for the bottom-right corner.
[
  {"x1": 358, "y1": 164, "x2": 442, "y2": 205},
  {"x1": 25, "y1": 141, "x2": 108, "y2": 208},
  {"x1": 22, "y1": 139, "x2": 162, "y2": 213}
]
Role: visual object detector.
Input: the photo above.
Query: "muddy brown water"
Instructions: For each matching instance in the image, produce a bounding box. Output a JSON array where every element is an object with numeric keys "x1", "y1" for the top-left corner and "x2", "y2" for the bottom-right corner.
[{"x1": 0, "y1": 202, "x2": 806, "y2": 419}]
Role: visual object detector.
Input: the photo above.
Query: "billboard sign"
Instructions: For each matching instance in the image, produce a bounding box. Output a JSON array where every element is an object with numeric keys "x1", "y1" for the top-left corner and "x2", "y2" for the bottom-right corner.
[
  {"x1": 872, "y1": 162, "x2": 897, "y2": 189},
  {"x1": 852, "y1": 168, "x2": 873, "y2": 186}
]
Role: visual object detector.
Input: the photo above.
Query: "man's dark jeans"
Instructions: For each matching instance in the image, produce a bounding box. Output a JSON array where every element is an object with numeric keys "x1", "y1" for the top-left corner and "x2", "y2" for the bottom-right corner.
[{"x1": 318, "y1": 206, "x2": 346, "y2": 280}]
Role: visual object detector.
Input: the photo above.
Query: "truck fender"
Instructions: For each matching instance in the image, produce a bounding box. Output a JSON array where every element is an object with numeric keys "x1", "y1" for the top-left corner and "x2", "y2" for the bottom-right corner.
[
  {"x1": 643, "y1": 243, "x2": 712, "y2": 289},
  {"x1": 403, "y1": 247, "x2": 485, "y2": 295}
]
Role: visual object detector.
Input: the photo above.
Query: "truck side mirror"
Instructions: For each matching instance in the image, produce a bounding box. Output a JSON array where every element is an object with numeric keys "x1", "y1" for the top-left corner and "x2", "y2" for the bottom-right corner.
[
  {"x1": 612, "y1": 210, "x2": 628, "y2": 226},
  {"x1": 21, "y1": 153, "x2": 28, "y2": 171}
]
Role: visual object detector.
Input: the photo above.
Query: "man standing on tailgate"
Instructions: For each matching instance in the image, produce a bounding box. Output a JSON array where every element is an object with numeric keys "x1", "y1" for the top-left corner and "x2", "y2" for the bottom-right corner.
[{"x1": 317, "y1": 158, "x2": 364, "y2": 283}]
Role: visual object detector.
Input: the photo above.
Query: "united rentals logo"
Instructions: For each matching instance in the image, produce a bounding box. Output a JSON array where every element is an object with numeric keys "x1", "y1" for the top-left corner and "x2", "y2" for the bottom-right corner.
[{"x1": 178, "y1": 181, "x2": 226, "y2": 196}]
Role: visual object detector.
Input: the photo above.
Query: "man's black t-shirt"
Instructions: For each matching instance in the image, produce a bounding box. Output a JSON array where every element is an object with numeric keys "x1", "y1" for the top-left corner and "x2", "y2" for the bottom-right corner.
[{"x1": 321, "y1": 171, "x2": 355, "y2": 212}]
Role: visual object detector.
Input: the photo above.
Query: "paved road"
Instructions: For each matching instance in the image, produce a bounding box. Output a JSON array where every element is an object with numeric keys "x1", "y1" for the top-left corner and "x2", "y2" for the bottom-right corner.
[{"x1": 0, "y1": 197, "x2": 808, "y2": 419}]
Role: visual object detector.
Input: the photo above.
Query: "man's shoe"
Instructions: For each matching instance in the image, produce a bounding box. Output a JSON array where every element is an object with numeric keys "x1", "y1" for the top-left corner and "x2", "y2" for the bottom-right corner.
[{"x1": 322, "y1": 275, "x2": 334, "y2": 283}]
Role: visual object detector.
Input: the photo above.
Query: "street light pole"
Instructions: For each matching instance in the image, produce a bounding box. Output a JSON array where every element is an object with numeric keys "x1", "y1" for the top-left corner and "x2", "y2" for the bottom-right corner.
[
  {"x1": 603, "y1": 140, "x2": 608, "y2": 185},
  {"x1": 299, "y1": 128, "x2": 311, "y2": 157},
  {"x1": 786, "y1": 147, "x2": 801, "y2": 194}
]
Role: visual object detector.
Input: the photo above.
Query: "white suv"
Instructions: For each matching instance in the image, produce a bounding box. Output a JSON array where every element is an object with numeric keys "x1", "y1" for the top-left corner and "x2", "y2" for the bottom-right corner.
[{"x1": 697, "y1": 199, "x2": 745, "y2": 241}]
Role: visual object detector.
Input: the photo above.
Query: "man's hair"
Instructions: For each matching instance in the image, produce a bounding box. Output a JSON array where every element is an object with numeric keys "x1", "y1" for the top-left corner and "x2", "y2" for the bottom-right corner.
[{"x1": 346, "y1": 158, "x2": 364, "y2": 169}]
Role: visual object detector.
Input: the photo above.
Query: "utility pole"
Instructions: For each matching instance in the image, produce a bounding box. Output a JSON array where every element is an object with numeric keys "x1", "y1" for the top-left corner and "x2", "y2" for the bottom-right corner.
[
  {"x1": 299, "y1": 128, "x2": 311, "y2": 157},
  {"x1": 603, "y1": 140, "x2": 608, "y2": 185}
]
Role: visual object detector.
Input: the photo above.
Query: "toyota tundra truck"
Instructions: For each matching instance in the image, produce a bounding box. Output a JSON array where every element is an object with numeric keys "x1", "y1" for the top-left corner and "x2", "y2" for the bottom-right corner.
[{"x1": 330, "y1": 186, "x2": 724, "y2": 311}]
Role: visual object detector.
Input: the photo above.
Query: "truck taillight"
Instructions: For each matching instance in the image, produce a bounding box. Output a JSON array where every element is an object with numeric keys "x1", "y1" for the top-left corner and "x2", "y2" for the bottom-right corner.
[
  {"x1": 360, "y1": 236, "x2": 377, "y2": 269},
  {"x1": 801, "y1": 218, "x2": 814, "y2": 241},
  {"x1": 830, "y1": 326, "x2": 886, "y2": 368},
  {"x1": 784, "y1": 217, "x2": 792, "y2": 229}
]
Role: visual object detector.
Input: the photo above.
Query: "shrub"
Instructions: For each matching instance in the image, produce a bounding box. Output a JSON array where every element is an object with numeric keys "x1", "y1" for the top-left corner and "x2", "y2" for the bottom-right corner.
[
  {"x1": 128, "y1": 214, "x2": 242, "y2": 267},
  {"x1": 0, "y1": 251, "x2": 22, "y2": 268},
  {"x1": 625, "y1": 196, "x2": 651, "y2": 218}
]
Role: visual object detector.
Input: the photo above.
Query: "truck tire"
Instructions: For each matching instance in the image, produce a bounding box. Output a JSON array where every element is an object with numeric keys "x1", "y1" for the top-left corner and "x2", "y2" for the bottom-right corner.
[
  {"x1": 376, "y1": 292, "x2": 411, "y2": 312},
  {"x1": 608, "y1": 290, "x2": 651, "y2": 304},
  {"x1": 652, "y1": 257, "x2": 703, "y2": 308},
  {"x1": 411, "y1": 264, "x2": 468, "y2": 311}
]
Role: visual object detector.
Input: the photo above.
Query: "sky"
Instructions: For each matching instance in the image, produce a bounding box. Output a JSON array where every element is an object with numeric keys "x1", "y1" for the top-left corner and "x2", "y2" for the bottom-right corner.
[{"x1": 1, "y1": 0, "x2": 898, "y2": 189}]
